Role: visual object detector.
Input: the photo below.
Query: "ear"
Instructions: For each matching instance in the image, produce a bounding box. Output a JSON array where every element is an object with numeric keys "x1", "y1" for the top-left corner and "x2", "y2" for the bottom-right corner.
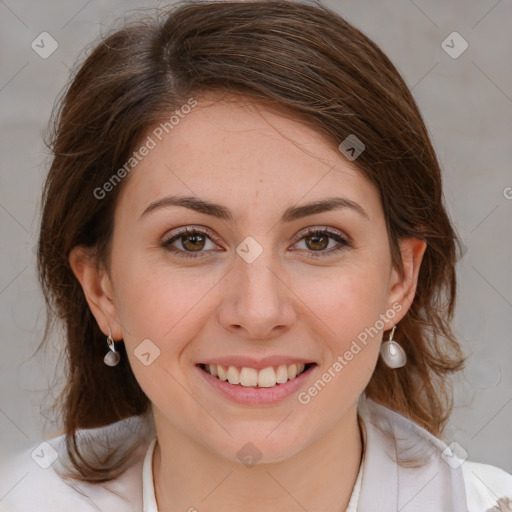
[
  {"x1": 385, "y1": 237, "x2": 427, "y2": 326},
  {"x1": 69, "y1": 246, "x2": 123, "y2": 340}
]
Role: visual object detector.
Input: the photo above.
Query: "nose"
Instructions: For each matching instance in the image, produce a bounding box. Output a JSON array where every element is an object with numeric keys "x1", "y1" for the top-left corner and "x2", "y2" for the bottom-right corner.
[{"x1": 217, "y1": 248, "x2": 297, "y2": 340}]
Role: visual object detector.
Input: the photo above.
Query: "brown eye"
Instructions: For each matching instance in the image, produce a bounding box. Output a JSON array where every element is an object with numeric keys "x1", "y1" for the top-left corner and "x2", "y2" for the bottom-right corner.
[
  {"x1": 181, "y1": 232, "x2": 206, "y2": 252},
  {"x1": 304, "y1": 232, "x2": 330, "y2": 251},
  {"x1": 293, "y1": 227, "x2": 351, "y2": 259},
  {"x1": 162, "y1": 228, "x2": 218, "y2": 258}
]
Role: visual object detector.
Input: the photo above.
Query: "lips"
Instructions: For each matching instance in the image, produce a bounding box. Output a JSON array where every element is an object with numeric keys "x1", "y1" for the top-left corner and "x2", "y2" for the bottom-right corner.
[
  {"x1": 196, "y1": 361, "x2": 317, "y2": 405},
  {"x1": 198, "y1": 362, "x2": 314, "y2": 388}
]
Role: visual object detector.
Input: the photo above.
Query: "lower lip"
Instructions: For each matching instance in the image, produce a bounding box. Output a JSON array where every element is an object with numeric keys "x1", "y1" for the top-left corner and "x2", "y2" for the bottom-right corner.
[{"x1": 196, "y1": 364, "x2": 317, "y2": 406}]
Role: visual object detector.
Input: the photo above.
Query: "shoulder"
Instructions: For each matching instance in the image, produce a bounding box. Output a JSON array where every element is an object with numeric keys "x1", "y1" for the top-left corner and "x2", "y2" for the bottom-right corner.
[
  {"x1": 462, "y1": 460, "x2": 512, "y2": 512},
  {"x1": 0, "y1": 417, "x2": 150, "y2": 512},
  {"x1": 360, "y1": 398, "x2": 512, "y2": 511}
]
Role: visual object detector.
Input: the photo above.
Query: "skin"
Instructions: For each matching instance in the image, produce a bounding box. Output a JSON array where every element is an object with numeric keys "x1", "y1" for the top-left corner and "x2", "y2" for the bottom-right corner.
[{"x1": 70, "y1": 93, "x2": 426, "y2": 512}]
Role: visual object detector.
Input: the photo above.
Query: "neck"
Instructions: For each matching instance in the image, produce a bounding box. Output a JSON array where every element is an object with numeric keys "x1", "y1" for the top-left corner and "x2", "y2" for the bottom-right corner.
[{"x1": 152, "y1": 406, "x2": 363, "y2": 512}]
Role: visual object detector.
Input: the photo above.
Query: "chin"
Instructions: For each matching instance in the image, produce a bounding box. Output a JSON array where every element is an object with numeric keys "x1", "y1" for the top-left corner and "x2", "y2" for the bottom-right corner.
[{"x1": 205, "y1": 429, "x2": 310, "y2": 466}]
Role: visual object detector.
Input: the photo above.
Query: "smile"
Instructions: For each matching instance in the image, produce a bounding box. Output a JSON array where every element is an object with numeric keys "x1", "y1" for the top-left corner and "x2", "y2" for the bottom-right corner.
[
  {"x1": 199, "y1": 362, "x2": 313, "y2": 388},
  {"x1": 196, "y1": 362, "x2": 317, "y2": 405}
]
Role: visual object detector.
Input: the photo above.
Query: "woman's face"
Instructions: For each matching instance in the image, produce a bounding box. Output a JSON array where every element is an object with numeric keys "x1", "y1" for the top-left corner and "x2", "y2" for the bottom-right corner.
[{"x1": 76, "y1": 93, "x2": 424, "y2": 463}]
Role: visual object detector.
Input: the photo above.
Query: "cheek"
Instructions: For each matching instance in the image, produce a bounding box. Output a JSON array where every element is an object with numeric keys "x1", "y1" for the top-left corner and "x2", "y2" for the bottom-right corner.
[
  {"x1": 298, "y1": 261, "x2": 390, "y2": 337},
  {"x1": 295, "y1": 267, "x2": 388, "y2": 410},
  {"x1": 111, "y1": 256, "x2": 218, "y2": 345}
]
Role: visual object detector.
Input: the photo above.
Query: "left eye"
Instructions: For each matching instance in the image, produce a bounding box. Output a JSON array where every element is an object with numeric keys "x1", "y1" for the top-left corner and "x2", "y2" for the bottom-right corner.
[
  {"x1": 162, "y1": 227, "x2": 350, "y2": 259},
  {"x1": 293, "y1": 228, "x2": 350, "y2": 258}
]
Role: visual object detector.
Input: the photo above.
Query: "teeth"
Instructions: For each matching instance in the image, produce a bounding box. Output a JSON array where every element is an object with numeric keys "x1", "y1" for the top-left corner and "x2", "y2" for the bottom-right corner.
[
  {"x1": 217, "y1": 365, "x2": 228, "y2": 381},
  {"x1": 258, "y1": 367, "x2": 277, "y2": 388},
  {"x1": 204, "y1": 362, "x2": 309, "y2": 388},
  {"x1": 227, "y1": 365, "x2": 240, "y2": 385},
  {"x1": 239, "y1": 367, "x2": 258, "y2": 387},
  {"x1": 276, "y1": 364, "x2": 288, "y2": 384},
  {"x1": 287, "y1": 363, "x2": 298, "y2": 379}
]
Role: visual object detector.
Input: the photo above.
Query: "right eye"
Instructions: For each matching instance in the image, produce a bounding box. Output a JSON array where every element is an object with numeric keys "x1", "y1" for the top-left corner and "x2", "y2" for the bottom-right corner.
[{"x1": 162, "y1": 227, "x2": 221, "y2": 259}]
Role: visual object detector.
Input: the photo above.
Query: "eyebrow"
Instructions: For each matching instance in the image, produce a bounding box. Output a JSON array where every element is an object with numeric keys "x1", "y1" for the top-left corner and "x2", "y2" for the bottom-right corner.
[{"x1": 139, "y1": 195, "x2": 370, "y2": 223}]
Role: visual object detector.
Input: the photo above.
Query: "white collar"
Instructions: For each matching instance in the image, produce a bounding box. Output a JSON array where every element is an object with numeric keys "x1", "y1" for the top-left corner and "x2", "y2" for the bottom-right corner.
[
  {"x1": 356, "y1": 397, "x2": 468, "y2": 511},
  {"x1": 142, "y1": 436, "x2": 158, "y2": 512}
]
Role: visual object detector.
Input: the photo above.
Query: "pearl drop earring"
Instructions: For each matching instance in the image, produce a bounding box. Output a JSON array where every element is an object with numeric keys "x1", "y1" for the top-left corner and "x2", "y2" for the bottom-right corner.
[
  {"x1": 103, "y1": 328, "x2": 121, "y2": 366},
  {"x1": 380, "y1": 325, "x2": 406, "y2": 368}
]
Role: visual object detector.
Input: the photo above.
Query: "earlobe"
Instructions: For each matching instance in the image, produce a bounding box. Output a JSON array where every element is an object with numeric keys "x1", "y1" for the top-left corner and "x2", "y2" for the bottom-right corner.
[
  {"x1": 387, "y1": 237, "x2": 427, "y2": 322},
  {"x1": 68, "y1": 246, "x2": 122, "y2": 339}
]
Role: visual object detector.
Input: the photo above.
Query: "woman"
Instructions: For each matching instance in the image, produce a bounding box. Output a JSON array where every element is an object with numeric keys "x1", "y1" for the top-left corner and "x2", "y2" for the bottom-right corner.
[{"x1": 4, "y1": 1, "x2": 511, "y2": 511}]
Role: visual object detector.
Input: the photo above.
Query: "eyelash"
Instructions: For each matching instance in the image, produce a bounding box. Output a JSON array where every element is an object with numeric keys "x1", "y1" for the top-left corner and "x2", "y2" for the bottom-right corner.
[{"x1": 161, "y1": 226, "x2": 351, "y2": 260}]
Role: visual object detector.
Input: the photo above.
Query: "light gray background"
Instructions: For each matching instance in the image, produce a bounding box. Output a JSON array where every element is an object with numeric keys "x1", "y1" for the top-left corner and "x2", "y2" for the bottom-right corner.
[{"x1": 1, "y1": 0, "x2": 511, "y2": 492}]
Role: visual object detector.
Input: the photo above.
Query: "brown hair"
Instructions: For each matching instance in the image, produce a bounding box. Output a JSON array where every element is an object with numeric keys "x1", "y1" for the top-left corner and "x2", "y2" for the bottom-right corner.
[{"x1": 37, "y1": 0, "x2": 465, "y2": 483}]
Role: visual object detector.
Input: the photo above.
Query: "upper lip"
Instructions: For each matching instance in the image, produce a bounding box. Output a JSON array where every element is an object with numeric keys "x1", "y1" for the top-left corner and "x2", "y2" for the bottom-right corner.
[{"x1": 197, "y1": 356, "x2": 316, "y2": 370}]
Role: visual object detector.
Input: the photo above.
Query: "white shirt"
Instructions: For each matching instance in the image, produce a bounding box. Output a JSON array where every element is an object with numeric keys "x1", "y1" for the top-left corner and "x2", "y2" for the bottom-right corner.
[{"x1": 2, "y1": 400, "x2": 511, "y2": 511}]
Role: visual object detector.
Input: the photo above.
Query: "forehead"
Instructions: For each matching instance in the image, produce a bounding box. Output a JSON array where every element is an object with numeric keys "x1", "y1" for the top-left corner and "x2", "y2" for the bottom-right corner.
[{"x1": 115, "y1": 93, "x2": 380, "y2": 221}]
